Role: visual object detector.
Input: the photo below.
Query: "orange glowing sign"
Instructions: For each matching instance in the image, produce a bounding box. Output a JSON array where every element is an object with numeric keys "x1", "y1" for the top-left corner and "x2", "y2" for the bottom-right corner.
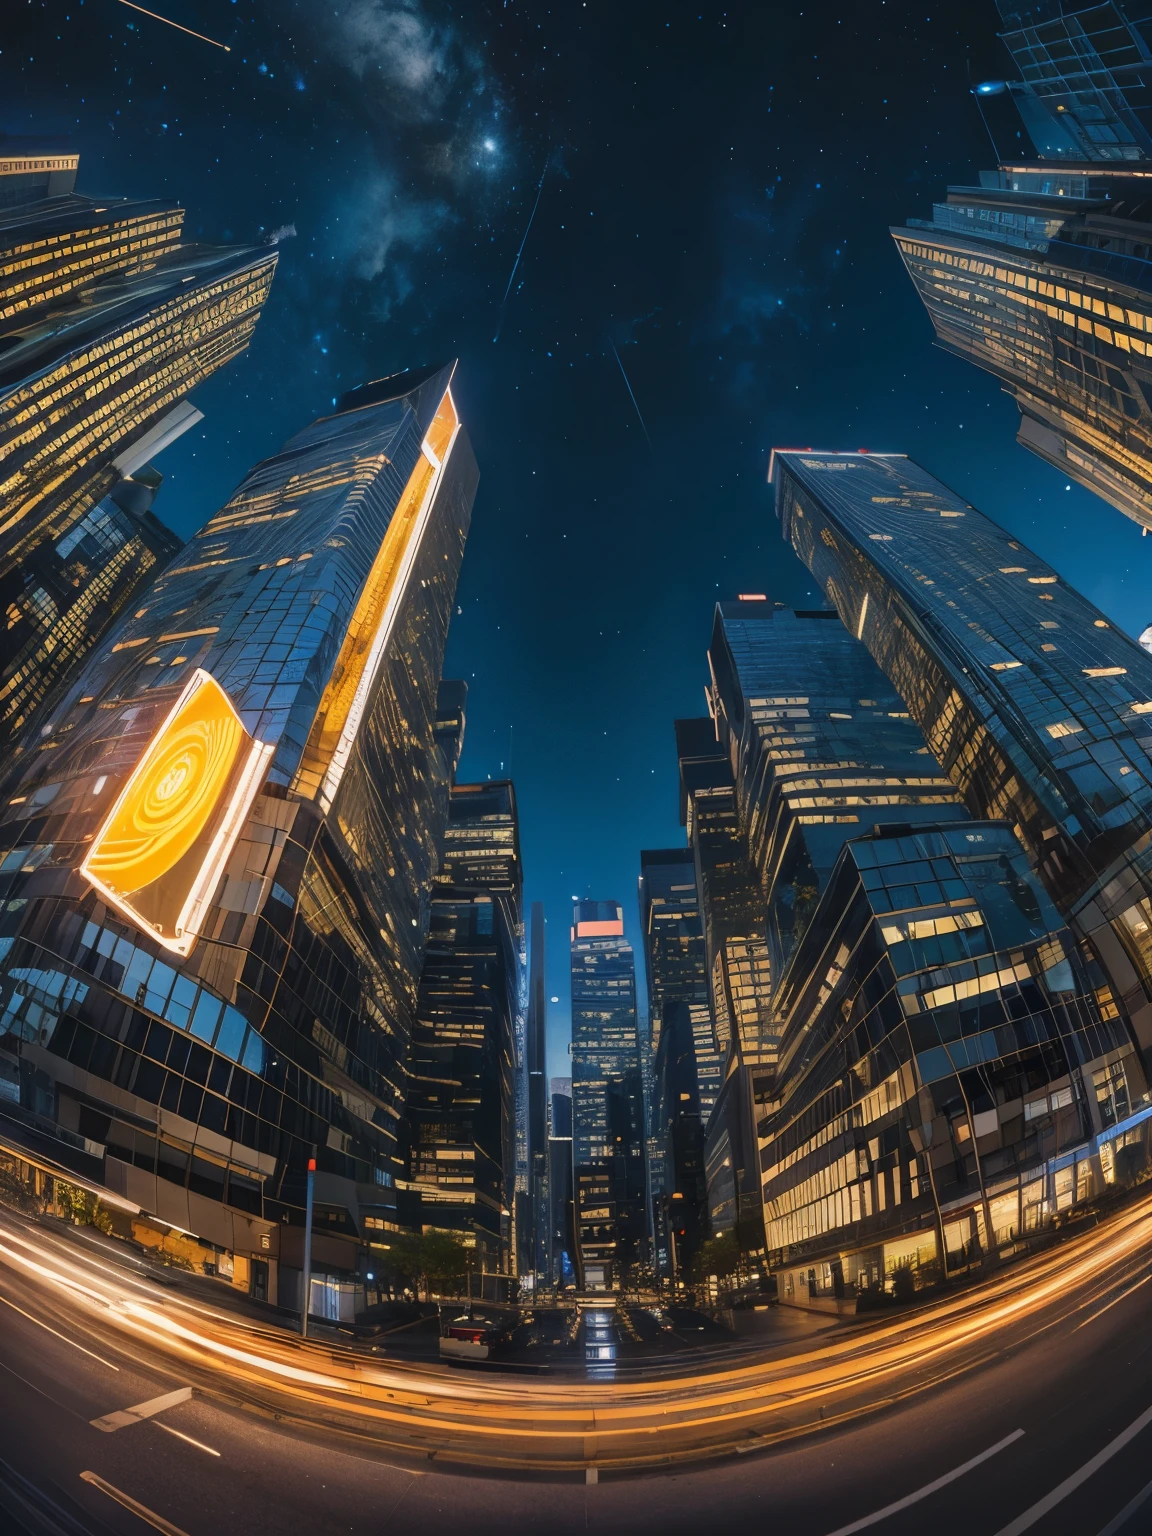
[
  {"x1": 296, "y1": 386, "x2": 460, "y2": 813},
  {"x1": 81, "y1": 668, "x2": 272, "y2": 955}
]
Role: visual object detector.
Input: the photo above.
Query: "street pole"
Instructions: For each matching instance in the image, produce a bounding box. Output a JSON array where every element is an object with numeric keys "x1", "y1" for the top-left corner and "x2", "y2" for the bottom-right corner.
[{"x1": 301, "y1": 1149, "x2": 316, "y2": 1338}]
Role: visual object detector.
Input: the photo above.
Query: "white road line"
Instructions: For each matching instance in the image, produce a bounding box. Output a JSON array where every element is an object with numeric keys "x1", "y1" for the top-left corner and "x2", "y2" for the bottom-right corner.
[
  {"x1": 1073, "y1": 1272, "x2": 1152, "y2": 1332},
  {"x1": 90, "y1": 1386, "x2": 192, "y2": 1433},
  {"x1": 79, "y1": 1471, "x2": 190, "y2": 1536},
  {"x1": 994, "y1": 1402, "x2": 1152, "y2": 1535},
  {"x1": 0, "y1": 1290, "x2": 119, "y2": 1370},
  {"x1": 155, "y1": 1421, "x2": 220, "y2": 1457},
  {"x1": 823, "y1": 1430, "x2": 1025, "y2": 1536},
  {"x1": 1096, "y1": 1473, "x2": 1152, "y2": 1536}
]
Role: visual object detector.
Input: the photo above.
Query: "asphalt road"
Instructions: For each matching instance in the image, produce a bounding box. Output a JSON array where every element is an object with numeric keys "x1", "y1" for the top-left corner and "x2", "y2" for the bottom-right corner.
[{"x1": 4, "y1": 1205, "x2": 1152, "y2": 1535}]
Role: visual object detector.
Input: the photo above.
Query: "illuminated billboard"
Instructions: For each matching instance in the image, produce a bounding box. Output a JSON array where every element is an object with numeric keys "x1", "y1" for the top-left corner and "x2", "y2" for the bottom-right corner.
[{"x1": 81, "y1": 668, "x2": 273, "y2": 955}]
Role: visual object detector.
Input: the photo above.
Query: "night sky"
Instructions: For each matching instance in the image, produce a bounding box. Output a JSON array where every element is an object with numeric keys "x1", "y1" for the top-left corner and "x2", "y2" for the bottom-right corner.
[{"x1": 7, "y1": 1, "x2": 1152, "y2": 1078}]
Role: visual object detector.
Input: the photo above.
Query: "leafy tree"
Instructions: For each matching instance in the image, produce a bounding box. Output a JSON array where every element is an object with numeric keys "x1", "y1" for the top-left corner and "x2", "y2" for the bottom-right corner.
[
  {"x1": 383, "y1": 1230, "x2": 473, "y2": 1300},
  {"x1": 688, "y1": 1229, "x2": 741, "y2": 1286}
]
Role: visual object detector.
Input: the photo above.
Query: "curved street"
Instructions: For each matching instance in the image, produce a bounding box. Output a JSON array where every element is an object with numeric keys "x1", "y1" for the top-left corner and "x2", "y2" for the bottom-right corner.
[{"x1": 5, "y1": 1192, "x2": 1152, "y2": 1532}]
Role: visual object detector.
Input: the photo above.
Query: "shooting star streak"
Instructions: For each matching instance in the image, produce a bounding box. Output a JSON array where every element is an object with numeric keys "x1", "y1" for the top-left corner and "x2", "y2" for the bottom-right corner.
[
  {"x1": 113, "y1": 0, "x2": 231, "y2": 50},
  {"x1": 608, "y1": 338, "x2": 653, "y2": 451},
  {"x1": 492, "y1": 160, "x2": 548, "y2": 344}
]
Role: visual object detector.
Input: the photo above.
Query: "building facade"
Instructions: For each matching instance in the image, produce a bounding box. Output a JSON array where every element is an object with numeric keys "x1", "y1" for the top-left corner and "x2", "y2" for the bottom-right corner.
[
  {"x1": 893, "y1": 159, "x2": 1152, "y2": 532},
  {"x1": 0, "y1": 363, "x2": 476, "y2": 1312},
  {"x1": 763, "y1": 446, "x2": 1152, "y2": 1292},
  {"x1": 996, "y1": 2, "x2": 1152, "y2": 163},
  {"x1": 570, "y1": 900, "x2": 647, "y2": 1287},
  {"x1": 764, "y1": 819, "x2": 1129, "y2": 1309},
  {"x1": 638, "y1": 847, "x2": 723, "y2": 1275},
  {"x1": 0, "y1": 141, "x2": 276, "y2": 749},
  {"x1": 405, "y1": 780, "x2": 522, "y2": 1273},
  {"x1": 526, "y1": 901, "x2": 549, "y2": 1282}
]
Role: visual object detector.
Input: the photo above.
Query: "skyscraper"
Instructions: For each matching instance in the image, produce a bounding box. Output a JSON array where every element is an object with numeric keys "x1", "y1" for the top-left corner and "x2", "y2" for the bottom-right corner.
[
  {"x1": 570, "y1": 900, "x2": 646, "y2": 1288},
  {"x1": 0, "y1": 363, "x2": 476, "y2": 1314},
  {"x1": 638, "y1": 848, "x2": 722, "y2": 1274},
  {"x1": 893, "y1": 160, "x2": 1152, "y2": 531},
  {"x1": 996, "y1": 2, "x2": 1152, "y2": 162},
  {"x1": 708, "y1": 598, "x2": 968, "y2": 983},
  {"x1": 548, "y1": 1079, "x2": 575, "y2": 1286},
  {"x1": 675, "y1": 718, "x2": 774, "y2": 1069},
  {"x1": 771, "y1": 447, "x2": 1152, "y2": 1095},
  {"x1": 526, "y1": 901, "x2": 549, "y2": 1281},
  {"x1": 406, "y1": 780, "x2": 522, "y2": 1273},
  {"x1": 0, "y1": 139, "x2": 277, "y2": 749},
  {"x1": 763, "y1": 817, "x2": 1124, "y2": 1308}
]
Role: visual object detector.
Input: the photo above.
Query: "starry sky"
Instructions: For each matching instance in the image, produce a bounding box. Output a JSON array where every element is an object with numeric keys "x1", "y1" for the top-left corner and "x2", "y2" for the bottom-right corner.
[{"x1": 6, "y1": 0, "x2": 1152, "y2": 1079}]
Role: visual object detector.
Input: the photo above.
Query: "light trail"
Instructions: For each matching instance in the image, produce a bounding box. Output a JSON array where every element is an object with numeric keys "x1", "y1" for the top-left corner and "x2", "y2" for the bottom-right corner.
[
  {"x1": 4, "y1": 1193, "x2": 1152, "y2": 1472},
  {"x1": 112, "y1": 0, "x2": 231, "y2": 51}
]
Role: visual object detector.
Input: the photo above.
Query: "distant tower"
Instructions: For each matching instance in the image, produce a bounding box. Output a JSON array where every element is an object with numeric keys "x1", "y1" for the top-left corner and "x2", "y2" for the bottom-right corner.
[
  {"x1": 570, "y1": 900, "x2": 646, "y2": 1290},
  {"x1": 526, "y1": 902, "x2": 549, "y2": 1281}
]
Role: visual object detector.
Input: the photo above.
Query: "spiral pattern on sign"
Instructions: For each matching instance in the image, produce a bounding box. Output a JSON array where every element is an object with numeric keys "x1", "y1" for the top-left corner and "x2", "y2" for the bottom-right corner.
[{"x1": 86, "y1": 679, "x2": 244, "y2": 895}]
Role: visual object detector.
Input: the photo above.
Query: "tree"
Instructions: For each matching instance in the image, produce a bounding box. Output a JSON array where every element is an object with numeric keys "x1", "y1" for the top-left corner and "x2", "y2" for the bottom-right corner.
[
  {"x1": 687, "y1": 1229, "x2": 740, "y2": 1287},
  {"x1": 383, "y1": 1230, "x2": 473, "y2": 1300}
]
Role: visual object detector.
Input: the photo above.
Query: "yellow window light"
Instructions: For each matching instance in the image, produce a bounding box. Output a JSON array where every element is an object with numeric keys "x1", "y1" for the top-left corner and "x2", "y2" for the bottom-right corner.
[
  {"x1": 81, "y1": 668, "x2": 272, "y2": 956},
  {"x1": 297, "y1": 387, "x2": 460, "y2": 812}
]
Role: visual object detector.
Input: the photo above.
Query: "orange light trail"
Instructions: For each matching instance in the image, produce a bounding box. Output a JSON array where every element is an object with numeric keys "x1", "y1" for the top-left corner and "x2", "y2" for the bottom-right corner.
[
  {"x1": 112, "y1": 0, "x2": 231, "y2": 51},
  {"x1": 4, "y1": 1192, "x2": 1152, "y2": 1474}
]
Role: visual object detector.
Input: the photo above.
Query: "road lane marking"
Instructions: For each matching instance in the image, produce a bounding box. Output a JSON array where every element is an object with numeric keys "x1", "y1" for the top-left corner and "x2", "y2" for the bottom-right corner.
[
  {"x1": 91, "y1": 1386, "x2": 192, "y2": 1432},
  {"x1": 154, "y1": 1421, "x2": 220, "y2": 1457},
  {"x1": 1095, "y1": 1473, "x2": 1152, "y2": 1535},
  {"x1": 0, "y1": 1290, "x2": 119, "y2": 1369},
  {"x1": 1073, "y1": 1272, "x2": 1152, "y2": 1332},
  {"x1": 823, "y1": 1430, "x2": 1025, "y2": 1536},
  {"x1": 994, "y1": 1402, "x2": 1152, "y2": 1535},
  {"x1": 79, "y1": 1472, "x2": 190, "y2": 1536}
]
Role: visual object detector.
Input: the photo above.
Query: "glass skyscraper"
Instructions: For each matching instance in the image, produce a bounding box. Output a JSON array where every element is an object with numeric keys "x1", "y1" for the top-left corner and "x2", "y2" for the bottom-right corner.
[
  {"x1": 405, "y1": 780, "x2": 522, "y2": 1274},
  {"x1": 764, "y1": 818, "x2": 1125, "y2": 1309},
  {"x1": 638, "y1": 848, "x2": 722, "y2": 1275},
  {"x1": 526, "y1": 900, "x2": 549, "y2": 1281},
  {"x1": 893, "y1": 162, "x2": 1152, "y2": 532},
  {"x1": 763, "y1": 448, "x2": 1152, "y2": 1278},
  {"x1": 570, "y1": 900, "x2": 646, "y2": 1287},
  {"x1": 997, "y1": 2, "x2": 1152, "y2": 162},
  {"x1": 0, "y1": 363, "x2": 476, "y2": 1311},
  {"x1": 708, "y1": 598, "x2": 968, "y2": 984},
  {"x1": 0, "y1": 139, "x2": 276, "y2": 749}
]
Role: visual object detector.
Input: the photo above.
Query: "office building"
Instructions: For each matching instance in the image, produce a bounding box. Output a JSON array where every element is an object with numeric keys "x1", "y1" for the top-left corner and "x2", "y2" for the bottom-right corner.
[
  {"x1": 764, "y1": 818, "x2": 1128, "y2": 1308},
  {"x1": 0, "y1": 139, "x2": 276, "y2": 748},
  {"x1": 548, "y1": 1080, "x2": 576, "y2": 1288},
  {"x1": 638, "y1": 847, "x2": 723, "y2": 1274},
  {"x1": 764, "y1": 447, "x2": 1152, "y2": 1272},
  {"x1": 570, "y1": 900, "x2": 647, "y2": 1287},
  {"x1": 0, "y1": 363, "x2": 477, "y2": 1315},
  {"x1": 709, "y1": 598, "x2": 968, "y2": 981},
  {"x1": 405, "y1": 780, "x2": 522, "y2": 1273},
  {"x1": 526, "y1": 901, "x2": 549, "y2": 1281},
  {"x1": 996, "y1": 3, "x2": 1152, "y2": 163},
  {"x1": 893, "y1": 158, "x2": 1152, "y2": 532},
  {"x1": 675, "y1": 718, "x2": 775, "y2": 1069},
  {"x1": 675, "y1": 716, "x2": 776, "y2": 1257}
]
